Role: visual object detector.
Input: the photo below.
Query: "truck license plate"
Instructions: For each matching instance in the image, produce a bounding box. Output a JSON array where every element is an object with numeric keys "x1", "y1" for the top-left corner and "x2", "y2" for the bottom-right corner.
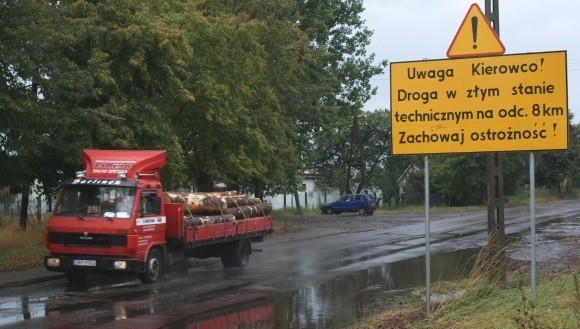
[{"x1": 73, "y1": 259, "x2": 96, "y2": 267}]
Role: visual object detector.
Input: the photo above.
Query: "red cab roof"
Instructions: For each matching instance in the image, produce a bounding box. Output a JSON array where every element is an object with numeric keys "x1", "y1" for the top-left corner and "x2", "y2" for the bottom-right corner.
[{"x1": 82, "y1": 149, "x2": 166, "y2": 180}]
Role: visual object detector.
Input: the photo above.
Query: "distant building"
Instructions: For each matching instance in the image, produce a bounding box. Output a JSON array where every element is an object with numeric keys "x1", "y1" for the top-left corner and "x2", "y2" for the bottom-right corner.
[
  {"x1": 1, "y1": 192, "x2": 50, "y2": 215},
  {"x1": 262, "y1": 172, "x2": 341, "y2": 210},
  {"x1": 397, "y1": 164, "x2": 422, "y2": 205}
]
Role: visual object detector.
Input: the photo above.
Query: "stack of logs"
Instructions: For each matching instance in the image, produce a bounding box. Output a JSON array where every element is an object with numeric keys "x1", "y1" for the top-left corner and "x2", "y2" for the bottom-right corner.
[{"x1": 163, "y1": 190, "x2": 272, "y2": 226}]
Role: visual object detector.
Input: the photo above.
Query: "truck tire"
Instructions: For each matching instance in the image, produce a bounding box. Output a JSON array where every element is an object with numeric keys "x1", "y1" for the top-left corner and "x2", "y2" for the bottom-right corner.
[
  {"x1": 139, "y1": 248, "x2": 163, "y2": 284},
  {"x1": 65, "y1": 271, "x2": 87, "y2": 284},
  {"x1": 221, "y1": 239, "x2": 251, "y2": 268}
]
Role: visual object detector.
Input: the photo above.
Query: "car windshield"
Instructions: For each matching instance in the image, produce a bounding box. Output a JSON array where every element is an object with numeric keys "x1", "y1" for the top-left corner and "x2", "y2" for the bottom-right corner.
[
  {"x1": 338, "y1": 195, "x2": 351, "y2": 202},
  {"x1": 55, "y1": 185, "x2": 135, "y2": 219}
]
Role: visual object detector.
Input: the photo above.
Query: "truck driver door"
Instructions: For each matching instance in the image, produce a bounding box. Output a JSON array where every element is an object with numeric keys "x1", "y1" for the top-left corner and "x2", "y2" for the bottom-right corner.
[{"x1": 136, "y1": 190, "x2": 166, "y2": 234}]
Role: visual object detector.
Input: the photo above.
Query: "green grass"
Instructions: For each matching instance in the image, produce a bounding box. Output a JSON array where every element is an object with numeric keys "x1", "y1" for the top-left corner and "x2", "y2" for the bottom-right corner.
[
  {"x1": 349, "y1": 244, "x2": 580, "y2": 329},
  {"x1": 0, "y1": 216, "x2": 47, "y2": 273},
  {"x1": 506, "y1": 186, "x2": 570, "y2": 206},
  {"x1": 270, "y1": 208, "x2": 307, "y2": 233},
  {"x1": 411, "y1": 269, "x2": 580, "y2": 329},
  {"x1": 271, "y1": 207, "x2": 321, "y2": 217}
]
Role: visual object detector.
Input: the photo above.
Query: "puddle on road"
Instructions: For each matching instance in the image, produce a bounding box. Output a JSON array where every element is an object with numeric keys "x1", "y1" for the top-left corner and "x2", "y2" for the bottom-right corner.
[
  {"x1": 269, "y1": 247, "x2": 480, "y2": 329},
  {"x1": 0, "y1": 296, "x2": 48, "y2": 325},
  {"x1": 163, "y1": 248, "x2": 479, "y2": 329},
  {"x1": 0, "y1": 248, "x2": 480, "y2": 329}
]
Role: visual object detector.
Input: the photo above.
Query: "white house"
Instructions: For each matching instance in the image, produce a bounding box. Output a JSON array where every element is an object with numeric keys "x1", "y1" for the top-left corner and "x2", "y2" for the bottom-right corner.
[{"x1": 262, "y1": 172, "x2": 341, "y2": 210}]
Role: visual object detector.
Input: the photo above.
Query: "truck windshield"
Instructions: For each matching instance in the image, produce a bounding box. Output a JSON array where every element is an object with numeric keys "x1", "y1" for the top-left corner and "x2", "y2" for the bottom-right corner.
[{"x1": 55, "y1": 185, "x2": 136, "y2": 219}]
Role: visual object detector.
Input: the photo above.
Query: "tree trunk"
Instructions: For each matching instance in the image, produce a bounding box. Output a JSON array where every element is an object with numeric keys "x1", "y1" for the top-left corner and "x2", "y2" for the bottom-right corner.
[
  {"x1": 253, "y1": 179, "x2": 264, "y2": 201},
  {"x1": 292, "y1": 184, "x2": 301, "y2": 210},
  {"x1": 36, "y1": 194, "x2": 42, "y2": 223},
  {"x1": 19, "y1": 190, "x2": 29, "y2": 230},
  {"x1": 195, "y1": 168, "x2": 214, "y2": 192}
]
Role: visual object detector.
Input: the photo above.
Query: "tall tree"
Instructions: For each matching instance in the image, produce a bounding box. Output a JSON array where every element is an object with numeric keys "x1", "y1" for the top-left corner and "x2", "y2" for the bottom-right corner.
[
  {"x1": 0, "y1": 0, "x2": 57, "y2": 228},
  {"x1": 535, "y1": 116, "x2": 579, "y2": 196},
  {"x1": 162, "y1": 0, "x2": 304, "y2": 194},
  {"x1": 309, "y1": 109, "x2": 391, "y2": 195},
  {"x1": 1, "y1": 0, "x2": 194, "y2": 227},
  {"x1": 292, "y1": 0, "x2": 387, "y2": 205}
]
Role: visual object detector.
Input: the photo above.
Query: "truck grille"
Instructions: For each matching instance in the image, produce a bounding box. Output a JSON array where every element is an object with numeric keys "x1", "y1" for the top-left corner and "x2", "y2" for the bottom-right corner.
[{"x1": 49, "y1": 232, "x2": 127, "y2": 247}]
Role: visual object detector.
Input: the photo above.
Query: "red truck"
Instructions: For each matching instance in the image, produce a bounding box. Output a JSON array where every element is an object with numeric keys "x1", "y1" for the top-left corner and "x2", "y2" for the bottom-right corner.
[{"x1": 44, "y1": 149, "x2": 273, "y2": 284}]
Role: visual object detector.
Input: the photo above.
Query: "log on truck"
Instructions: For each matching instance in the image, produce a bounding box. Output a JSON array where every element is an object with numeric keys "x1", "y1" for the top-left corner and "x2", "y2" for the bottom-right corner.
[{"x1": 163, "y1": 191, "x2": 264, "y2": 215}]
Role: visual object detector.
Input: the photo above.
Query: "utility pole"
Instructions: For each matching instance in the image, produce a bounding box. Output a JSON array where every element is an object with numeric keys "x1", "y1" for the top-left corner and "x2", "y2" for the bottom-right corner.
[
  {"x1": 345, "y1": 117, "x2": 357, "y2": 194},
  {"x1": 485, "y1": 0, "x2": 506, "y2": 278}
]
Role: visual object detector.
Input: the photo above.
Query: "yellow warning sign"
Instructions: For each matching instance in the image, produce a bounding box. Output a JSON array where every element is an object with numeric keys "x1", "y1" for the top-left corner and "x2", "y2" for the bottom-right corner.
[
  {"x1": 390, "y1": 51, "x2": 568, "y2": 155},
  {"x1": 447, "y1": 3, "x2": 505, "y2": 58}
]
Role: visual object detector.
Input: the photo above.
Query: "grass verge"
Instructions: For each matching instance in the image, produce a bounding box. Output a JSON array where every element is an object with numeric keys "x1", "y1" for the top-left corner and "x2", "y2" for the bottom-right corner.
[
  {"x1": 0, "y1": 216, "x2": 47, "y2": 273},
  {"x1": 348, "y1": 243, "x2": 580, "y2": 329},
  {"x1": 270, "y1": 208, "x2": 316, "y2": 234}
]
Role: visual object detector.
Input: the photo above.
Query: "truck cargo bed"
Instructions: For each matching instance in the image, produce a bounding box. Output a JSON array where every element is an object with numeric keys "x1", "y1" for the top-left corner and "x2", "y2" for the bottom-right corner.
[
  {"x1": 165, "y1": 203, "x2": 272, "y2": 246},
  {"x1": 186, "y1": 216, "x2": 272, "y2": 243}
]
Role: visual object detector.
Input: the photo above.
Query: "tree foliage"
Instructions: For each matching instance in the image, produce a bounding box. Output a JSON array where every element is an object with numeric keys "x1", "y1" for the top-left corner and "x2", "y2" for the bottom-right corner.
[
  {"x1": 536, "y1": 118, "x2": 580, "y2": 196},
  {"x1": 1, "y1": 0, "x2": 387, "y2": 217}
]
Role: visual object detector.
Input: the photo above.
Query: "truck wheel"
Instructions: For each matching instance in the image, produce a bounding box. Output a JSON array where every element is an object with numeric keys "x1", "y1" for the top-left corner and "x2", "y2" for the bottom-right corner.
[
  {"x1": 139, "y1": 248, "x2": 163, "y2": 284},
  {"x1": 65, "y1": 271, "x2": 87, "y2": 284},
  {"x1": 221, "y1": 239, "x2": 251, "y2": 268}
]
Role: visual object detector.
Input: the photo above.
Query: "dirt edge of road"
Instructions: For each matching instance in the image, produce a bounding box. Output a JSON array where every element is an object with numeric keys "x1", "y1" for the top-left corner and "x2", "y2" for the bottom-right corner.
[{"x1": 268, "y1": 204, "x2": 580, "y2": 274}]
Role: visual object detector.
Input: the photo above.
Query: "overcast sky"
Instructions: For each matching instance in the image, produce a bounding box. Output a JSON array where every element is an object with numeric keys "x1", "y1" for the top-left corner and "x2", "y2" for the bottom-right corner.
[{"x1": 362, "y1": 0, "x2": 580, "y2": 123}]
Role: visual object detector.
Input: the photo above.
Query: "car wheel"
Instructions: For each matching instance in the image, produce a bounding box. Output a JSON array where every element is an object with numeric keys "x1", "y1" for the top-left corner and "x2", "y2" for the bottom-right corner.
[
  {"x1": 325, "y1": 208, "x2": 334, "y2": 215},
  {"x1": 139, "y1": 248, "x2": 163, "y2": 284},
  {"x1": 358, "y1": 208, "x2": 366, "y2": 215},
  {"x1": 222, "y1": 239, "x2": 251, "y2": 268}
]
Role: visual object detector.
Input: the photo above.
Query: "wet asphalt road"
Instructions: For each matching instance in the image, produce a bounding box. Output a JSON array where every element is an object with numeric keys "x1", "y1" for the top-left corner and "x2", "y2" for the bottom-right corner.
[{"x1": 1, "y1": 200, "x2": 579, "y2": 328}]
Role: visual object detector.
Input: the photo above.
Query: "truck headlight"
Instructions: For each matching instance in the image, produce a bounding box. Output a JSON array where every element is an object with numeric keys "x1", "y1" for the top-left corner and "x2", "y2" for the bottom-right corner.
[
  {"x1": 46, "y1": 258, "x2": 60, "y2": 267},
  {"x1": 114, "y1": 261, "x2": 127, "y2": 270}
]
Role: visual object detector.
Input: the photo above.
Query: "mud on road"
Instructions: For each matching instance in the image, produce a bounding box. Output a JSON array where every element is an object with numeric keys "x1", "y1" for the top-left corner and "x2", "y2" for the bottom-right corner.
[
  {"x1": 269, "y1": 207, "x2": 481, "y2": 242},
  {"x1": 269, "y1": 204, "x2": 580, "y2": 273}
]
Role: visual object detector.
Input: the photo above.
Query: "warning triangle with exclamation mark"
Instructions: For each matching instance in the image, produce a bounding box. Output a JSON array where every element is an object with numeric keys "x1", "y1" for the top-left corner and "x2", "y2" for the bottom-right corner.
[{"x1": 447, "y1": 3, "x2": 505, "y2": 58}]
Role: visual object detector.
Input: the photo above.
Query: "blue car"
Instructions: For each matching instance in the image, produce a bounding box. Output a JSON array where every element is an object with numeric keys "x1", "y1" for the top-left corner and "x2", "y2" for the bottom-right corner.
[{"x1": 320, "y1": 194, "x2": 377, "y2": 215}]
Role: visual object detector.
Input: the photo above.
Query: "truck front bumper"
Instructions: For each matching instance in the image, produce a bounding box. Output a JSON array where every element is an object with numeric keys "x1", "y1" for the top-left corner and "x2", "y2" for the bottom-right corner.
[{"x1": 44, "y1": 255, "x2": 142, "y2": 274}]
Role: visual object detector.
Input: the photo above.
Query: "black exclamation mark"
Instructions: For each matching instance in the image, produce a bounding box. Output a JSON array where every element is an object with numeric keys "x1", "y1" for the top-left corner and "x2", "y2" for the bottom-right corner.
[{"x1": 471, "y1": 16, "x2": 478, "y2": 49}]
